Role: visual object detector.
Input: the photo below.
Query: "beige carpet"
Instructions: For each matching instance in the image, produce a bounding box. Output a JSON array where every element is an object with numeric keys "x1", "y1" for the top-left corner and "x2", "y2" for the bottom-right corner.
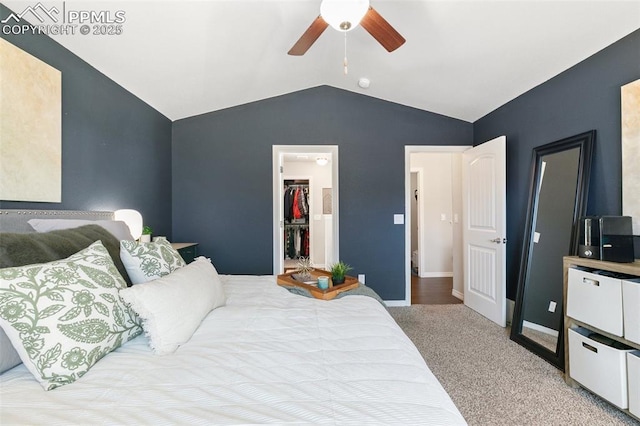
[{"x1": 389, "y1": 304, "x2": 639, "y2": 426}]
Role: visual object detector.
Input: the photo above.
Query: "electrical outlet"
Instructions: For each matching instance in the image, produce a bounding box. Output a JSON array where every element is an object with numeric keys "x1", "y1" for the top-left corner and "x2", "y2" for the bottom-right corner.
[
  {"x1": 358, "y1": 274, "x2": 365, "y2": 284},
  {"x1": 548, "y1": 301, "x2": 557, "y2": 313}
]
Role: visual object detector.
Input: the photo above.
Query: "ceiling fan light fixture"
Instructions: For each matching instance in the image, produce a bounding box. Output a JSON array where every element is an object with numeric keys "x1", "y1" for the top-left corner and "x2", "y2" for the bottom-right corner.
[{"x1": 320, "y1": 0, "x2": 370, "y2": 32}]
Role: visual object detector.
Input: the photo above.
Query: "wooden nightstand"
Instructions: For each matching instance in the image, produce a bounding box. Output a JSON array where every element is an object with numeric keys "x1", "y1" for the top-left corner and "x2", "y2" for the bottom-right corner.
[{"x1": 171, "y1": 242, "x2": 199, "y2": 264}]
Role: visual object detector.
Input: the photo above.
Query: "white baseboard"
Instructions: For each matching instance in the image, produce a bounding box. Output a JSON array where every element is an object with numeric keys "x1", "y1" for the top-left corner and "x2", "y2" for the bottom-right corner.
[
  {"x1": 507, "y1": 299, "x2": 515, "y2": 326},
  {"x1": 523, "y1": 320, "x2": 559, "y2": 337},
  {"x1": 452, "y1": 289, "x2": 464, "y2": 301},
  {"x1": 418, "y1": 272, "x2": 454, "y2": 278},
  {"x1": 385, "y1": 300, "x2": 410, "y2": 307}
]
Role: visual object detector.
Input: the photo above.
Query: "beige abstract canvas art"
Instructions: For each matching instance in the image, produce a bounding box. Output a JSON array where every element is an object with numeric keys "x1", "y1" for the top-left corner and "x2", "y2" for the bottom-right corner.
[
  {"x1": 622, "y1": 79, "x2": 640, "y2": 235},
  {"x1": 0, "y1": 38, "x2": 61, "y2": 203}
]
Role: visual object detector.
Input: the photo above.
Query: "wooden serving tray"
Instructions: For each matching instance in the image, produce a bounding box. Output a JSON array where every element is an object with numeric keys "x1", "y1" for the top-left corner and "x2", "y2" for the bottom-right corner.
[{"x1": 276, "y1": 269, "x2": 359, "y2": 300}]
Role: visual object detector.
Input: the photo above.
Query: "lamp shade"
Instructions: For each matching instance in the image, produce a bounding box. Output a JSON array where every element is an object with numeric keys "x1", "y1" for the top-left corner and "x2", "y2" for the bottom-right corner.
[
  {"x1": 114, "y1": 209, "x2": 143, "y2": 240},
  {"x1": 320, "y1": 0, "x2": 370, "y2": 32}
]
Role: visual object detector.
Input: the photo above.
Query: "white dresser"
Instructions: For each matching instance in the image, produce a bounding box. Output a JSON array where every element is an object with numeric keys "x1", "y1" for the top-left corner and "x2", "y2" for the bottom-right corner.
[{"x1": 563, "y1": 256, "x2": 640, "y2": 421}]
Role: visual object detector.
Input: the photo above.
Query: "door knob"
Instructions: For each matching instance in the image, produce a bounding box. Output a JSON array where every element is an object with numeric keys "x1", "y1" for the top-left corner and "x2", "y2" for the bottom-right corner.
[{"x1": 490, "y1": 237, "x2": 507, "y2": 244}]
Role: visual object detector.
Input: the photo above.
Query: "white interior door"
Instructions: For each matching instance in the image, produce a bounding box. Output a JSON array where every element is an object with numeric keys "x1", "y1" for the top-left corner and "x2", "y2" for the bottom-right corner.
[{"x1": 462, "y1": 136, "x2": 507, "y2": 327}]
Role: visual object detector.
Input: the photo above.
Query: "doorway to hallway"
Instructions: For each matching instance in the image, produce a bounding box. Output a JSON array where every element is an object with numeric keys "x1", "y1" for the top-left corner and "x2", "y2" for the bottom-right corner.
[
  {"x1": 406, "y1": 146, "x2": 469, "y2": 306},
  {"x1": 405, "y1": 138, "x2": 508, "y2": 328},
  {"x1": 405, "y1": 145, "x2": 471, "y2": 305},
  {"x1": 411, "y1": 276, "x2": 463, "y2": 305}
]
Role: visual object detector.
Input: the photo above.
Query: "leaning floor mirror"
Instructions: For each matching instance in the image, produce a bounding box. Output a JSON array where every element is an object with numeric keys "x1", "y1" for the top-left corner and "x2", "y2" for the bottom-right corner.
[{"x1": 510, "y1": 130, "x2": 595, "y2": 370}]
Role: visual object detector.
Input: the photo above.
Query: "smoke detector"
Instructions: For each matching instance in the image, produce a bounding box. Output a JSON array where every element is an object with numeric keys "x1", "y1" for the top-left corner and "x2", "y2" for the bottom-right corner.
[{"x1": 358, "y1": 77, "x2": 370, "y2": 89}]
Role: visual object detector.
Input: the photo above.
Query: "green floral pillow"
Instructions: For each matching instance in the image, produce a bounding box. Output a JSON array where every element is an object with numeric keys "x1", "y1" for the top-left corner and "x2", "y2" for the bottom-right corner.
[
  {"x1": 119, "y1": 237, "x2": 186, "y2": 284},
  {"x1": 0, "y1": 241, "x2": 142, "y2": 390}
]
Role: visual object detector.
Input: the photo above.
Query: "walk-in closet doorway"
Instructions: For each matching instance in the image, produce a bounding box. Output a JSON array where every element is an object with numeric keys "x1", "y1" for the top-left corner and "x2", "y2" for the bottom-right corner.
[{"x1": 272, "y1": 145, "x2": 339, "y2": 274}]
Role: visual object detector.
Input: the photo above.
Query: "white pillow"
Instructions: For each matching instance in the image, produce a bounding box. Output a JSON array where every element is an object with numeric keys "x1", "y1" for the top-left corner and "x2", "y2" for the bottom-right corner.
[
  {"x1": 28, "y1": 219, "x2": 134, "y2": 241},
  {"x1": 119, "y1": 257, "x2": 226, "y2": 355},
  {"x1": 120, "y1": 237, "x2": 186, "y2": 284},
  {"x1": 0, "y1": 241, "x2": 142, "y2": 390}
]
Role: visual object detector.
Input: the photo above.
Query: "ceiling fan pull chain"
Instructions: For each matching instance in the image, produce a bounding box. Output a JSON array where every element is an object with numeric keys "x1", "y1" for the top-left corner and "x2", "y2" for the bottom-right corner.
[{"x1": 343, "y1": 32, "x2": 348, "y2": 75}]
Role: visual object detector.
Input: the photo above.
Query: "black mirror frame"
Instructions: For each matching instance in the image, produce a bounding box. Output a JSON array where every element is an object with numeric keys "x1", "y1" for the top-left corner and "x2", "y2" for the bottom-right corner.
[{"x1": 510, "y1": 130, "x2": 595, "y2": 370}]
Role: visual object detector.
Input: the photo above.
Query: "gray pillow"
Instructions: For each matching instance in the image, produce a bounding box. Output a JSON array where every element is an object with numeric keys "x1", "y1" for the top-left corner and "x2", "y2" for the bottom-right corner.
[{"x1": 0, "y1": 224, "x2": 131, "y2": 285}]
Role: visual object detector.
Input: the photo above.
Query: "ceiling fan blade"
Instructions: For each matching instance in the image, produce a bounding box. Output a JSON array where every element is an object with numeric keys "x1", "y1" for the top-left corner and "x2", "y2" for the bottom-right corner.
[
  {"x1": 360, "y1": 6, "x2": 406, "y2": 52},
  {"x1": 288, "y1": 16, "x2": 329, "y2": 56}
]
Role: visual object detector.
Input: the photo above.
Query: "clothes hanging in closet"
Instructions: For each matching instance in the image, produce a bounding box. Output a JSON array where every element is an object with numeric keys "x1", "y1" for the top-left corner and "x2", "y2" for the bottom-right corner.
[
  {"x1": 284, "y1": 186, "x2": 294, "y2": 223},
  {"x1": 284, "y1": 226, "x2": 309, "y2": 259},
  {"x1": 284, "y1": 185, "x2": 309, "y2": 223}
]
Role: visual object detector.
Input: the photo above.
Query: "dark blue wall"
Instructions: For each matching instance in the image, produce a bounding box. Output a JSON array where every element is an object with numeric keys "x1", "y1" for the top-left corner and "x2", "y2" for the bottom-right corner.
[
  {"x1": 4, "y1": 0, "x2": 636, "y2": 302},
  {"x1": 0, "y1": 5, "x2": 173, "y2": 238},
  {"x1": 172, "y1": 86, "x2": 472, "y2": 300},
  {"x1": 474, "y1": 29, "x2": 640, "y2": 300}
]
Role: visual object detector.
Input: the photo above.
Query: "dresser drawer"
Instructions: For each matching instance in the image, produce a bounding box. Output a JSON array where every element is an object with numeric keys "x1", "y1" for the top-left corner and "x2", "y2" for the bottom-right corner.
[
  {"x1": 623, "y1": 279, "x2": 640, "y2": 344},
  {"x1": 628, "y1": 351, "x2": 640, "y2": 418},
  {"x1": 568, "y1": 327, "x2": 633, "y2": 409},
  {"x1": 566, "y1": 267, "x2": 623, "y2": 336}
]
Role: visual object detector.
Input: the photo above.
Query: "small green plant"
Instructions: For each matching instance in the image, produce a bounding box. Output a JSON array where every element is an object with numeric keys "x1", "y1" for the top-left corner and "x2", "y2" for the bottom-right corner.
[
  {"x1": 330, "y1": 261, "x2": 352, "y2": 283},
  {"x1": 142, "y1": 225, "x2": 153, "y2": 235}
]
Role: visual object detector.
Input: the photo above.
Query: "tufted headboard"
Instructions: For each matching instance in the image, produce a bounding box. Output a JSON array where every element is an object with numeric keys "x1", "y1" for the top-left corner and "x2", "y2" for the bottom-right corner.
[{"x1": 0, "y1": 210, "x2": 114, "y2": 233}]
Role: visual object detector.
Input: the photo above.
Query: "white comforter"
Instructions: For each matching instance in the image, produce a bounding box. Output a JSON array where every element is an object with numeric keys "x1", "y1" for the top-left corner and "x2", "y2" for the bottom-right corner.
[{"x1": 0, "y1": 275, "x2": 466, "y2": 425}]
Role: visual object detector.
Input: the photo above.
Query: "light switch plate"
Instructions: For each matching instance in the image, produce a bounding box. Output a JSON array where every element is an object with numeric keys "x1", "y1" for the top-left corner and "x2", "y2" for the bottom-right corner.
[{"x1": 394, "y1": 214, "x2": 404, "y2": 224}]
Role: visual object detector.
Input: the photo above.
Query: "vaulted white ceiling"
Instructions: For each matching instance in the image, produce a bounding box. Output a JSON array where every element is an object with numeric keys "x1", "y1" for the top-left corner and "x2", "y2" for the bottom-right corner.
[{"x1": 4, "y1": 0, "x2": 639, "y2": 122}]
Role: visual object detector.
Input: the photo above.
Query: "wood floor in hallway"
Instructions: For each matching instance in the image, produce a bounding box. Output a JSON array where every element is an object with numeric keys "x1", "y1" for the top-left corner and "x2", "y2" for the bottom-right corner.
[{"x1": 411, "y1": 275, "x2": 463, "y2": 305}]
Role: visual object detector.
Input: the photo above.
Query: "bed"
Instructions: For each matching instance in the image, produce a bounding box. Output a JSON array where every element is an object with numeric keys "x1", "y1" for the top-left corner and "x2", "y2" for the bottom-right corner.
[{"x1": 0, "y1": 210, "x2": 466, "y2": 425}]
